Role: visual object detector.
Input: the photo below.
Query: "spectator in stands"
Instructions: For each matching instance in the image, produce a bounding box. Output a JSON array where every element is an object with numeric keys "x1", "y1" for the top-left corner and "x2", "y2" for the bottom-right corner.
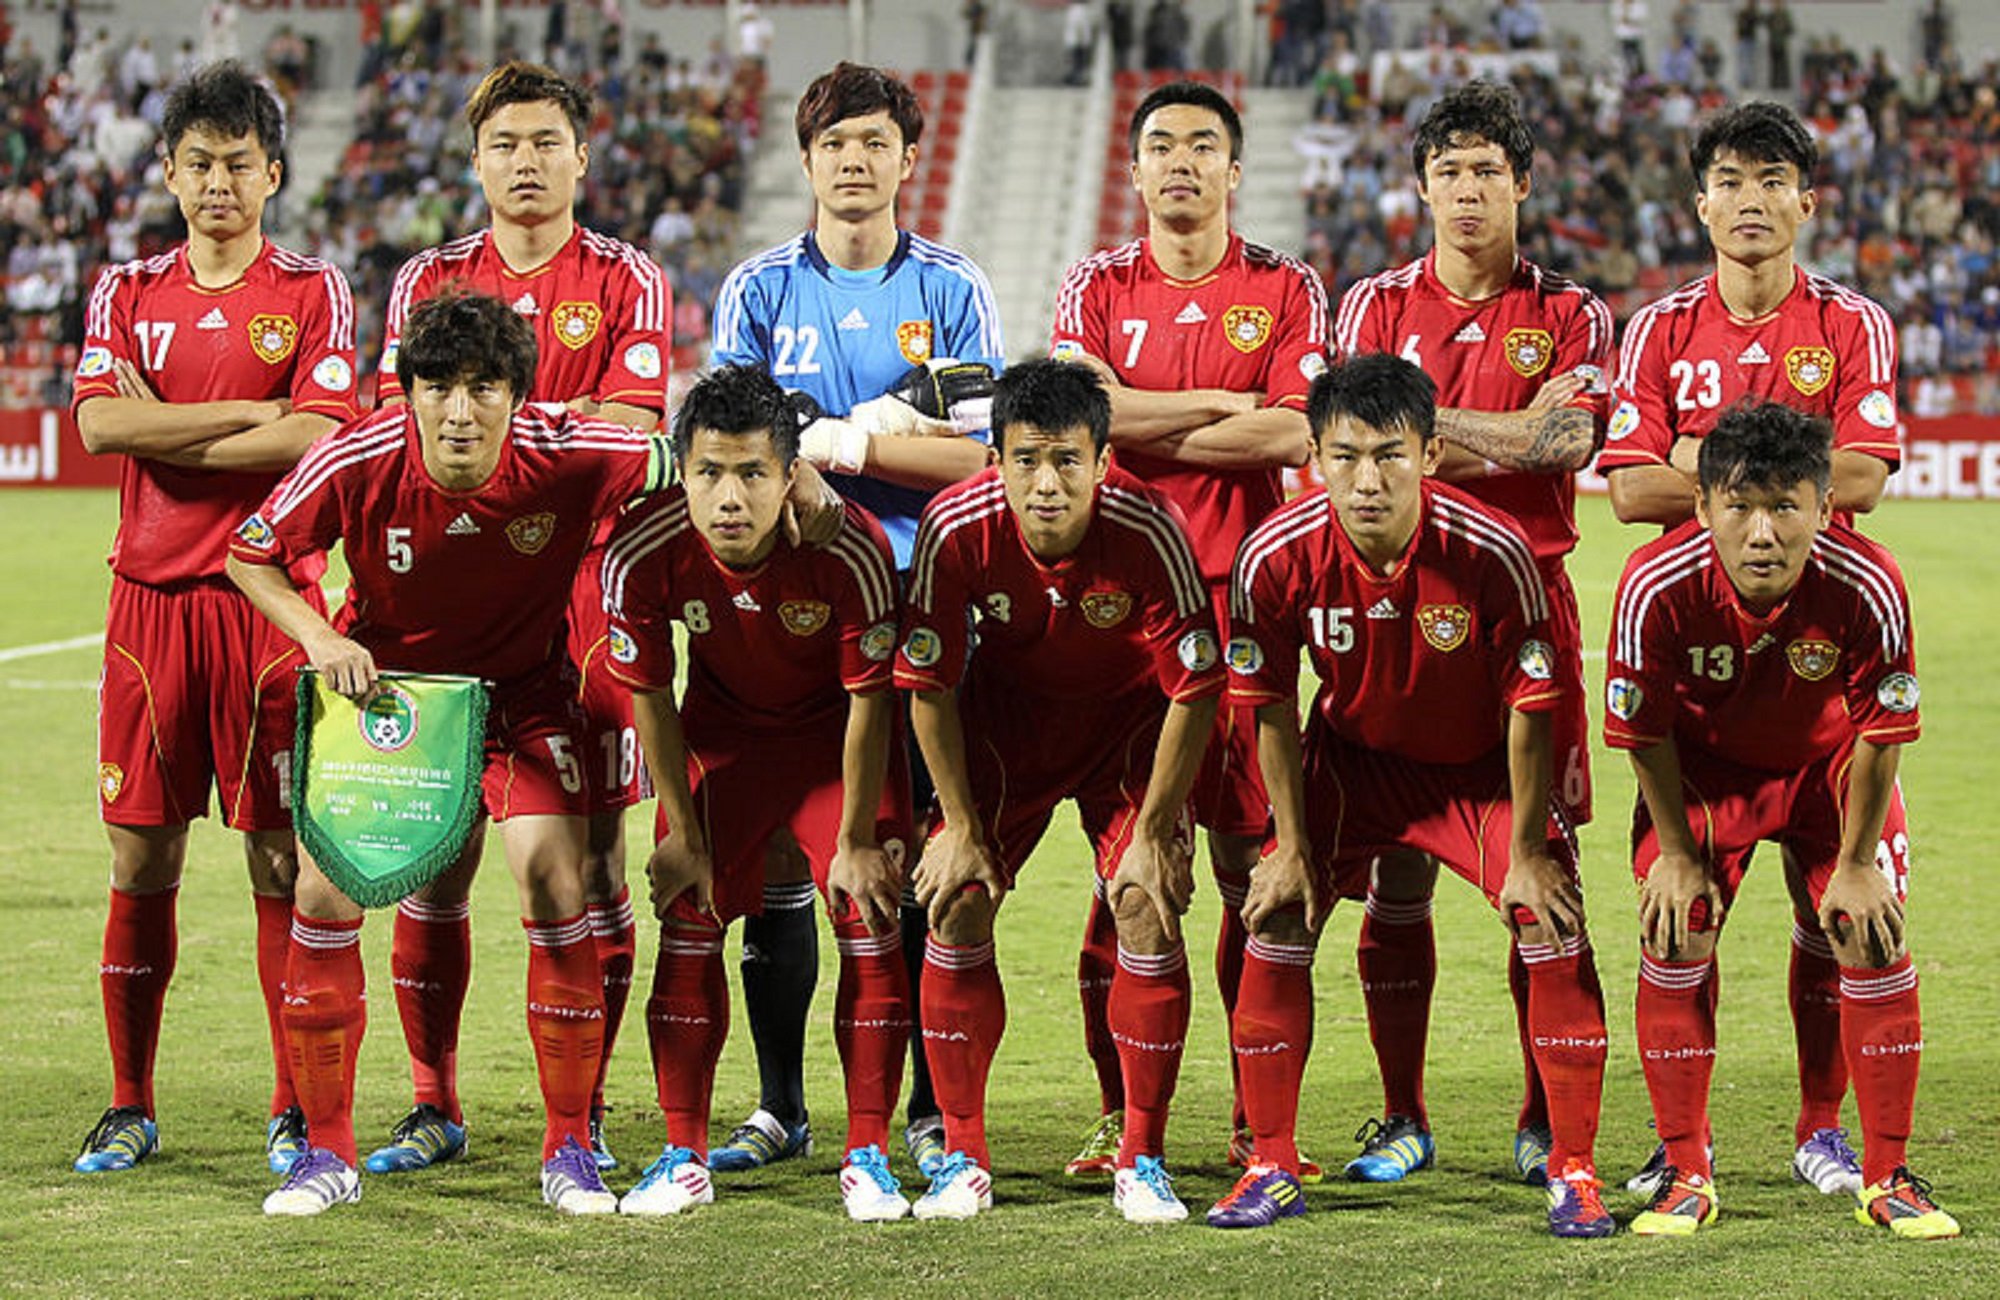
[
  {"x1": 1142, "y1": 0, "x2": 1189, "y2": 72},
  {"x1": 1734, "y1": 0, "x2": 1760, "y2": 89},
  {"x1": 1612, "y1": 0, "x2": 1647, "y2": 82},
  {"x1": 1767, "y1": 0, "x2": 1794, "y2": 89},
  {"x1": 1106, "y1": 1, "x2": 1135, "y2": 71},
  {"x1": 1065, "y1": 0, "x2": 1095, "y2": 86},
  {"x1": 1492, "y1": 0, "x2": 1544, "y2": 51}
]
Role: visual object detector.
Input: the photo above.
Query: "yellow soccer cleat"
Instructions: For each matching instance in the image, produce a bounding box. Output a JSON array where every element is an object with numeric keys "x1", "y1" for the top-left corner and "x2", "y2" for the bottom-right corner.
[
  {"x1": 1630, "y1": 1169, "x2": 1718, "y2": 1237},
  {"x1": 1855, "y1": 1167, "x2": 1960, "y2": 1240}
]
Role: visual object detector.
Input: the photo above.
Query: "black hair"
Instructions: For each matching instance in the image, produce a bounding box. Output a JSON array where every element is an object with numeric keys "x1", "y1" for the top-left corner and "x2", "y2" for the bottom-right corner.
[
  {"x1": 1307, "y1": 353, "x2": 1436, "y2": 445},
  {"x1": 671, "y1": 364, "x2": 801, "y2": 470},
  {"x1": 795, "y1": 61, "x2": 924, "y2": 150},
  {"x1": 162, "y1": 61, "x2": 285, "y2": 162},
  {"x1": 1411, "y1": 79, "x2": 1534, "y2": 181},
  {"x1": 991, "y1": 359, "x2": 1111, "y2": 456},
  {"x1": 1689, "y1": 100, "x2": 1817, "y2": 186},
  {"x1": 1128, "y1": 80, "x2": 1243, "y2": 161},
  {"x1": 397, "y1": 289, "x2": 537, "y2": 397},
  {"x1": 466, "y1": 60, "x2": 592, "y2": 145},
  {"x1": 1697, "y1": 401, "x2": 1833, "y2": 498}
]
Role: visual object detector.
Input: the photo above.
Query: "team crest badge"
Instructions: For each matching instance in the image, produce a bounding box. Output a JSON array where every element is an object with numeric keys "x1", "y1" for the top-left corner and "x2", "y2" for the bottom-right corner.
[
  {"x1": 1503, "y1": 328, "x2": 1554, "y2": 378},
  {"x1": 99, "y1": 763, "x2": 124, "y2": 804},
  {"x1": 506, "y1": 513, "x2": 557, "y2": 556},
  {"x1": 1786, "y1": 638, "x2": 1840, "y2": 681},
  {"x1": 1876, "y1": 672, "x2": 1920, "y2": 713},
  {"x1": 1222, "y1": 305, "x2": 1274, "y2": 354},
  {"x1": 1518, "y1": 639, "x2": 1556, "y2": 681},
  {"x1": 357, "y1": 686, "x2": 419, "y2": 753},
  {"x1": 551, "y1": 302, "x2": 603, "y2": 351},
  {"x1": 860, "y1": 621, "x2": 896, "y2": 662},
  {"x1": 897, "y1": 320, "x2": 934, "y2": 365},
  {"x1": 248, "y1": 314, "x2": 299, "y2": 364},
  {"x1": 903, "y1": 626, "x2": 943, "y2": 668},
  {"x1": 779, "y1": 600, "x2": 832, "y2": 636},
  {"x1": 1606, "y1": 677, "x2": 1644, "y2": 722},
  {"x1": 1081, "y1": 590, "x2": 1133, "y2": 628},
  {"x1": 1785, "y1": 346, "x2": 1835, "y2": 397},
  {"x1": 1417, "y1": 604, "x2": 1471, "y2": 652}
]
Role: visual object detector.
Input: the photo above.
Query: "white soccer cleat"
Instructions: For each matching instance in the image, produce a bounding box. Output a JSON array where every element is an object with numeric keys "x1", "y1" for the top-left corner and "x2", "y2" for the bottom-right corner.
[
  {"x1": 840, "y1": 1144, "x2": 911, "y2": 1222},
  {"x1": 618, "y1": 1144, "x2": 714, "y2": 1217},
  {"x1": 1792, "y1": 1127, "x2": 1865, "y2": 1196},
  {"x1": 262, "y1": 1147, "x2": 361, "y2": 1217},
  {"x1": 541, "y1": 1136, "x2": 618, "y2": 1215},
  {"x1": 1113, "y1": 1156, "x2": 1189, "y2": 1223},
  {"x1": 911, "y1": 1151, "x2": 992, "y2": 1221}
]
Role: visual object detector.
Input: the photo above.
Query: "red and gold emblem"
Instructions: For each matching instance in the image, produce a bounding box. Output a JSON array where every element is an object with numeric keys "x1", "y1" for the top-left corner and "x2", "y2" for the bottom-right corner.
[
  {"x1": 779, "y1": 600, "x2": 832, "y2": 636},
  {"x1": 1786, "y1": 638, "x2": 1840, "y2": 681},
  {"x1": 99, "y1": 763, "x2": 124, "y2": 804},
  {"x1": 1503, "y1": 327, "x2": 1554, "y2": 378},
  {"x1": 1785, "y1": 346, "x2": 1835, "y2": 397},
  {"x1": 897, "y1": 320, "x2": 934, "y2": 365},
  {"x1": 1416, "y1": 603, "x2": 1471, "y2": 652},
  {"x1": 506, "y1": 513, "x2": 557, "y2": 556},
  {"x1": 1222, "y1": 305, "x2": 1273, "y2": 354},
  {"x1": 247, "y1": 314, "x2": 298, "y2": 364},
  {"x1": 551, "y1": 301, "x2": 603, "y2": 351},
  {"x1": 1081, "y1": 590, "x2": 1134, "y2": 628}
]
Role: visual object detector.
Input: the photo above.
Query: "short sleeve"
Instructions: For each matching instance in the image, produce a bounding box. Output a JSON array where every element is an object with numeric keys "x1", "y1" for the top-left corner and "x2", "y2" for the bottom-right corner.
[
  {"x1": 72, "y1": 265, "x2": 135, "y2": 410},
  {"x1": 600, "y1": 495, "x2": 682, "y2": 694},
  {"x1": 1598, "y1": 305, "x2": 1675, "y2": 473},
  {"x1": 1224, "y1": 529, "x2": 1306, "y2": 708},
  {"x1": 895, "y1": 504, "x2": 973, "y2": 693},
  {"x1": 594, "y1": 250, "x2": 671, "y2": 412},
  {"x1": 1828, "y1": 295, "x2": 1902, "y2": 467},
  {"x1": 288, "y1": 263, "x2": 361, "y2": 422},
  {"x1": 1261, "y1": 260, "x2": 1330, "y2": 412},
  {"x1": 1602, "y1": 550, "x2": 1681, "y2": 750},
  {"x1": 830, "y1": 508, "x2": 900, "y2": 695}
]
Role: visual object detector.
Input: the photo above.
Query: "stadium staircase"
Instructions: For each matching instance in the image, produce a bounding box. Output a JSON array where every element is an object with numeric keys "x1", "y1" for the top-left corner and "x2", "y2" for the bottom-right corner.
[{"x1": 274, "y1": 90, "x2": 359, "y2": 244}]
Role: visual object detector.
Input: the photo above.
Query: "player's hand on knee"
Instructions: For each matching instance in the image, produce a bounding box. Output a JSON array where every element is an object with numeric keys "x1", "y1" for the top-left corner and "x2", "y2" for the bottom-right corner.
[
  {"x1": 912, "y1": 824, "x2": 1004, "y2": 931},
  {"x1": 646, "y1": 832, "x2": 715, "y2": 922},
  {"x1": 1244, "y1": 843, "x2": 1322, "y2": 934},
  {"x1": 1109, "y1": 831, "x2": 1194, "y2": 946},
  {"x1": 1818, "y1": 859, "x2": 1905, "y2": 966},
  {"x1": 829, "y1": 842, "x2": 900, "y2": 937},
  {"x1": 1636, "y1": 848, "x2": 1720, "y2": 959},
  {"x1": 307, "y1": 632, "x2": 379, "y2": 701},
  {"x1": 1500, "y1": 845, "x2": 1585, "y2": 943}
]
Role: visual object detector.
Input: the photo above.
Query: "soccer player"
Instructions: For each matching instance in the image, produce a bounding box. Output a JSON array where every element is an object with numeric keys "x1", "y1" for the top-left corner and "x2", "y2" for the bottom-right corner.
[
  {"x1": 227, "y1": 290, "x2": 669, "y2": 1217},
  {"x1": 1606, "y1": 402, "x2": 1956, "y2": 1240},
  {"x1": 70, "y1": 61, "x2": 358, "y2": 1176},
  {"x1": 1048, "y1": 79, "x2": 1328, "y2": 1177},
  {"x1": 708, "y1": 60, "x2": 1004, "y2": 1175},
  {"x1": 368, "y1": 60, "x2": 673, "y2": 1176},
  {"x1": 1600, "y1": 100, "x2": 1901, "y2": 1199},
  {"x1": 1213, "y1": 354, "x2": 1611, "y2": 1238},
  {"x1": 897, "y1": 360, "x2": 1223, "y2": 1223},
  {"x1": 597, "y1": 364, "x2": 914, "y2": 1222},
  {"x1": 1329, "y1": 81, "x2": 1612, "y2": 1187}
]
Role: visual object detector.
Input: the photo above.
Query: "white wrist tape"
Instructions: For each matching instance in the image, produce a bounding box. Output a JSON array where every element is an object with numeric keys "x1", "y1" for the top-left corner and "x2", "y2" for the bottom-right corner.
[{"x1": 800, "y1": 418, "x2": 870, "y2": 475}]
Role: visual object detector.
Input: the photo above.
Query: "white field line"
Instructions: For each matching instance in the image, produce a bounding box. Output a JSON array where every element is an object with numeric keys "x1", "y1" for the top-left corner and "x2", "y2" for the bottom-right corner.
[{"x1": 0, "y1": 633, "x2": 102, "y2": 664}]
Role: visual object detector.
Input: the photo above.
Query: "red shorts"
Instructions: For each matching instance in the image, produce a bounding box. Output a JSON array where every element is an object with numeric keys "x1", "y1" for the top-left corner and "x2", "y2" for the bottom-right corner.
[
  {"x1": 657, "y1": 698, "x2": 915, "y2": 926},
  {"x1": 482, "y1": 662, "x2": 594, "y2": 821},
  {"x1": 569, "y1": 545, "x2": 650, "y2": 815},
  {"x1": 1298, "y1": 728, "x2": 1578, "y2": 907},
  {"x1": 1628, "y1": 742, "x2": 1912, "y2": 912},
  {"x1": 98, "y1": 575, "x2": 317, "y2": 832},
  {"x1": 930, "y1": 684, "x2": 1191, "y2": 889},
  {"x1": 1194, "y1": 585, "x2": 1269, "y2": 840},
  {"x1": 1545, "y1": 564, "x2": 1592, "y2": 827}
]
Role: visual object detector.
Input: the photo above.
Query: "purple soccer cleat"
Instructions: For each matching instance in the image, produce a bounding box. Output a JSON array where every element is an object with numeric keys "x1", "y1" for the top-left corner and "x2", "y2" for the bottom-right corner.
[{"x1": 1205, "y1": 1164, "x2": 1306, "y2": 1229}]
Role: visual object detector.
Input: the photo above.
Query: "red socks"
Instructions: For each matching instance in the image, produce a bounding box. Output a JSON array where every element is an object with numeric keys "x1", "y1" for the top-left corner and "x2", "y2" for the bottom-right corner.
[
  {"x1": 1841, "y1": 956, "x2": 1923, "y2": 1186},
  {"x1": 523, "y1": 916, "x2": 605, "y2": 1161},
  {"x1": 100, "y1": 886, "x2": 178, "y2": 1116},
  {"x1": 646, "y1": 927, "x2": 729, "y2": 1156},
  {"x1": 1076, "y1": 887, "x2": 1123, "y2": 1116},
  {"x1": 253, "y1": 893, "x2": 297, "y2": 1115},
  {"x1": 1213, "y1": 873, "x2": 1250, "y2": 1129},
  {"x1": 832, "y1": 918, "x2": 911, "y2": 1153},
  {"x1": 1110, "y1": 944, "x2": 1190, "y2": 1165},
  {"x1": 1508, "y1": 943, "x2": 1550, "y2": 1131},
  {"x1": 1636, "y1": 951, "x2": 1716, "y2": 1178},
  {"x1": 1231, "y1": 936, "x2": 1315, "y2": 1174},
  {"x1": 1516, "y1": 934, "x2": 1607, "y2": 1172},
  {"x1": 283, "y1": 914, "x2": 366, "y2": 1165},
  {"x1": 392, "y1": 897, "x2": 471, "y2": 1123},
  {"x1": 1356, "y1": 892, "x2": 1433, "y2": 1126},
  {"x1": 920, "y1": 937, "x2": 1004, "y2": 1169},
  {"x1": 588, "y1": 888, "x2": 637, "y2": 1114},
  {"x1": 1791, "y1": 918, "x2": 1848, "y2": 1142}
]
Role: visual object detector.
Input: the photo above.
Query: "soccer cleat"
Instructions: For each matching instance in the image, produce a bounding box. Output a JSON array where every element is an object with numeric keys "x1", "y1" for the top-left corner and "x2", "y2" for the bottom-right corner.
[
  {"x1": 840, "y1": 1144, "x2": 910, "y2": 1222},
  {"x1": 588, "y1": 1108, "x2": 617, "y2": 1172},
  {"x1": 363, "y1": 1104, "x2": 467, "y2": 1174},
  {"x1": 904, "y1": 1116, "x2": 946, "y2": 1180},
  {"x1": 1854, "y1": 1167, "x2": 1960, "y2": 1240},
  {"x1": 1630, "y1": 1168, "x2": 1719, "y2": 1237},
  {"x1": 1546, "y1": 1159, "x2": 1616, "y2": 1238},
  {"x1": 1513, "y1": 1124, "x2": 1553, "y2": 1186},
  {"x1": 1228, "y1": 1127, "x2": 1324, "y2": 1183},
  {"x1": 618, "y1": 1144, "x2": 714, "y2": 1217},
  {"x1": 1206, "y1": 1164, "x2": 1306, "y2": 1229},
  {"x1": 1113, "y1": 1155, "x2": 1189, "y2": 1224},
  {"x1": 1792, "y1": 1127, "x2": 1863, "y2": 1196},
  {"x1": 707, "y1": 1108, "x2": 812, "y2": 1173},
  {"x1": 265, "y1": 1106, "x2": 308, "y2": 1176},
  {"x1": 541, "y1": 1136, "x2": 618, "y2": 1215},
  {"x1": 1625, "y1": 1140, "x2": 1670, "y2": 1198},
  {"x1": 1064, "y1": 1110, "x2": 1123, "y2": 1177},
  {"x1": 1342, "y1": 1114, "x2": 1435, "y2": 1183},
  {"x1": 262, "y1": 1147, "x2": 360, "y2": 1217},
  {"x1": 74, "y1": 1106, "x2": 157, "y2": 1174},
  {"x1": 911, "y1": 1151, "x2": 993, "y2": 1221}
]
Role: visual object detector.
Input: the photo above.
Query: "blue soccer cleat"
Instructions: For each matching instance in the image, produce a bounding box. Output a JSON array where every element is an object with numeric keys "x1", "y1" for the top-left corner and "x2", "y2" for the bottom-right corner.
[
  {"x1": 363, "y1": 1103, "x2": 467, "y2": 1174},
  {"x1": 74, "y1": 1105, "x2": 157, "y2": 1173},
  {"x1": 588, "y1": 1107, "x2": 617, "y2": 1172},
  {"x1": 1342, "y1": 1114, "x2": 1435, "y2": 1183},
  {"x1": 1206, "y1": 1165, "x2": 1306, "y2": 1229},
  {"x1": 708, "y1": 1108, "x2": 812, "y2": 1173},
  {"x1": 266, "y1": 1105, "x2": 308, "y2": 1176},
  {"x1": 904, "y1": 1116, "x2": 946, "y2": 1180},
  {"x1": 1513, "y1": 1124, "x2": 1552, "y2": 1186}
]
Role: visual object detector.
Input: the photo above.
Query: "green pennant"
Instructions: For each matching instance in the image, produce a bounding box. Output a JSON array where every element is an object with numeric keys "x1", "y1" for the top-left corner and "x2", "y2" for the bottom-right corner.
[{"x1": 292, "y1": 670, "x2": 490, "y2": 908}]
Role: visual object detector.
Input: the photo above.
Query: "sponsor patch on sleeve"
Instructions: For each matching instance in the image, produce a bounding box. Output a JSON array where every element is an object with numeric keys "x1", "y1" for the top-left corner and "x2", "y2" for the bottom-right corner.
[
  {"x1": 312, "y1": 355, "x2": 354, "y2": 393},
  {"x1": 1606, "y1": 676, "x2": 1643, "y2": 721},
  {"x1": 1876, "y1": 672, "x2": 1919, "y2": 713},
  {"x1": 1179, "y1": 629, "x2": 1220, "y2": 673},
  {"x1": 77, "y1": 346, "x2": 114, "y2": 379},
  {"x1": 1517, "y1": 639, "x2": 1556, "y2": 681},
  {"x1": 902, "y1": 627, "x2": 942, "y2": 669},
  {"x1": 1857, "y1": 388, "x2": 1897, "y2": 430},
  {"x1": 608, "y1": 627, "x2": 639, "y2": 664},
  {"x1": 861, "y1": 621, "x2": 897, "y2": 662},
  {"x1": 1607, "y1": 401, "x2": 1640, "y2": 442},
  {"x1": 1225, "y1": 636, "x2": 1265, "y2": 675},
  {"x1": 235, "y1": 514, "x2": 277, "y2": 550},
  {"x1": 624, "y1": 341, "x2": 663, "y2": 380}
]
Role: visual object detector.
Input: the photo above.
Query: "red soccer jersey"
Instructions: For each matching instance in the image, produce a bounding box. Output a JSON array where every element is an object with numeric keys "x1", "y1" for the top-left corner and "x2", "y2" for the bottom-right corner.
[
  {"x1": 896, "y1": 465, "x2": 1224, "y2": 706},
  {"x1": 1601, "y1": 268, "x2": 1901, "y2": 474},
  {"x1": 1603, "y1": 518, "x2": 1920, "y2": 772},
  {"x1": 1333, "y1": 252, "x2": 1613, "y2": 567},
  {"x1": 73, "y1": 241, "x2": 359, "y2": 584},
  {"x1": 1050, "y1": 234, "x2": 1330, "y2": 582},
  {"x1": 599, "y1": 497, "x2": 899, "y2": 731},
  {"x1": 231, "y1": 404, "x2": 664, "y2": 683},
  {"x1": 377, "y1": 227, "x2": 670, "y2": 412},
  {"x1": 1228, "y1": 480, "x2": 1560, "y2": 766}
]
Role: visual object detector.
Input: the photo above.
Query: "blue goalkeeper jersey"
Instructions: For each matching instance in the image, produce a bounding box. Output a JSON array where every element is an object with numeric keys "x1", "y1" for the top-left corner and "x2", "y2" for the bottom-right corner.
[{"x1": 711, "y1": 229, "x2": 1005, "y2": 568}]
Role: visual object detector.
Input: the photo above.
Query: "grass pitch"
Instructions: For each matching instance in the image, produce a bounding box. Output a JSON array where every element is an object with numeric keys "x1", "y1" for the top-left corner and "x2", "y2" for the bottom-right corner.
[{"x1": 1, "y1": 490, "x2": 1994, "y2": 1297}]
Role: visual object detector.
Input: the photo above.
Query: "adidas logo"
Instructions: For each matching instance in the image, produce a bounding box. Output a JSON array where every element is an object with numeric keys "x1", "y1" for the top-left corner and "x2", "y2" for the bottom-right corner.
[
  {"x1": 196, "y1": 307, "x2": 228, "y2": 331},
  {"x1": 733, "y1": 590, "x2": 761, "y2": 613},
  {"x1": 1366, "y1": 597, "x2": 1400, "y2": 620},
  {"x1": 446, "y1": 512, "x2": 480, "y2": 536},
  {"x1": 1175, "y1": 302, "x2": 1207, "y2": 324},
  {"x1": 512, "y1": 292, "x2": 540, "y2": 317},
  {"x1": 838, "y1": 307, "x2": 869, "y2": 331},
  {"x1": 1738, "y1": 341, "x2": 1771, "y2": 365},
  {"x1": 1452, "y1": 321, "x2": 1486, "y2": 343}
]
